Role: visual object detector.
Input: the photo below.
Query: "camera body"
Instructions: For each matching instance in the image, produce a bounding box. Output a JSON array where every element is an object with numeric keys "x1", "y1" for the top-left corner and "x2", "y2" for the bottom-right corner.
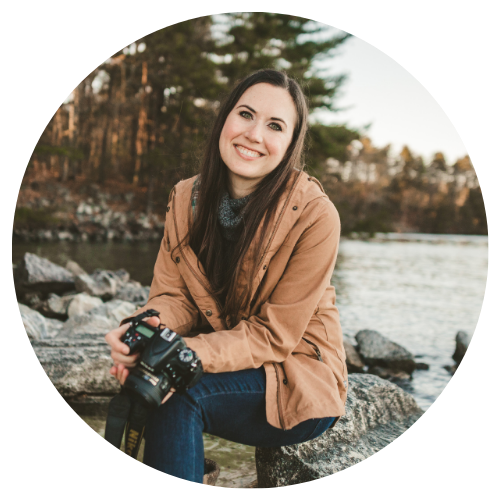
[{"x1": 121, "y1": 309, "x2": 203, "y2": 408}]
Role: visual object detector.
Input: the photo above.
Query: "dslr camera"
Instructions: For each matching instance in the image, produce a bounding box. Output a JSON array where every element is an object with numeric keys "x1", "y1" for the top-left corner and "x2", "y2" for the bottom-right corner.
[{"x1": 121, "y1": 309, "x2": 203, "y2": 408}]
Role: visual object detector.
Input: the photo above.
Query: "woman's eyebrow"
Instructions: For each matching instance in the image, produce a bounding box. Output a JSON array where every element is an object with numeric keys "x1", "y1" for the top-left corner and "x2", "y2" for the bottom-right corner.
[{"x1": 236, "y1": 104, "x2": 287, "y2": 127}]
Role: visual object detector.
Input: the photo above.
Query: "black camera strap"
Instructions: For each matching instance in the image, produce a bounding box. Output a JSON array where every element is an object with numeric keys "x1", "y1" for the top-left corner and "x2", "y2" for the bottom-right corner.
[
  {"x1": 104, "y1": 309, "x2": 160, "y2": 457},
  {"x1": 104, "y1": 389, "x2": 151, "y2": 459}
]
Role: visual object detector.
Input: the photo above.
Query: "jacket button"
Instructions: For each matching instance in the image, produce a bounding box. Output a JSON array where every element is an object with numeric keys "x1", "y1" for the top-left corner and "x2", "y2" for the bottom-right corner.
[
  {"x1": 263, "y1": 265, "x2": 267, "y2": 270},
  {"x1": 206, "y1": 309, "x2": 212, "y2": 317},
  {"x1": 175, "y1": 257, "x2": 180, "y2": 263},
  {"x1": 292, "y1": 206, "x2": 298, "y2": 210},
  {"x1": 166, "y1": 206, "x2": 170, "y2": 212}
]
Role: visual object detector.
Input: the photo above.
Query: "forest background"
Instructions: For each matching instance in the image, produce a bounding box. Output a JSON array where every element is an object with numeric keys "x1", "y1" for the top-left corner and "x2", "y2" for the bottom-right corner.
[{"x1": 14, "y1": 13, "x2": 487, "y2": 239}]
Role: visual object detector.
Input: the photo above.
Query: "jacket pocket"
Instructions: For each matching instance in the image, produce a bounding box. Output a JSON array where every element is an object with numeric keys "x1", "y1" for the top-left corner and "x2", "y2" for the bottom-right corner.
[{"x1": 301, "y1": 337, "x2": 323, "y2": 362}]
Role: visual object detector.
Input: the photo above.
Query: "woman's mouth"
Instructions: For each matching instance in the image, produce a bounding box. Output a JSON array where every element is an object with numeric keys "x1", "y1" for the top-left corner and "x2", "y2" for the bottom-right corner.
[{"x1": 234, "y1": 144, "x2": 263, "y2": 159}]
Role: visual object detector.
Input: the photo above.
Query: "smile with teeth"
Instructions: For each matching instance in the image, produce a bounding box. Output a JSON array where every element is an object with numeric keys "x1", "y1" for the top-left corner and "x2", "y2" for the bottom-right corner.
[{"x1": 235, "y1": 145, "x2": 263, "y2": 158}]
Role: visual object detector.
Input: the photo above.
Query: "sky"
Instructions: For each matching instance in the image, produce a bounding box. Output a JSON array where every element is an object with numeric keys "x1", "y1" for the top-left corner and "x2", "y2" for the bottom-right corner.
[
  {"x1": 311, "y1": 30, "x2": 468, "y2": 164},
  {"x1": 82, "y1": 17, "x2": 470, "y2": 167}
]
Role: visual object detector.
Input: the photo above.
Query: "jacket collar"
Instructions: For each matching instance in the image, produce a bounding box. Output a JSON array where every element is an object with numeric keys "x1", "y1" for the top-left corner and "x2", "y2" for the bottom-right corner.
[{"x1": 169, "y1": 170, "x2": 328, "y2": 328}]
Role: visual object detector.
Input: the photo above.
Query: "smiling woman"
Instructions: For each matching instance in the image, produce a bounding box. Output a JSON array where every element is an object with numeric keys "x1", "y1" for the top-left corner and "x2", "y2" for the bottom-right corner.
[
  {"x1": 219, "y1": 83, "x2": 297, "y2": 198},
  {"x1": 104, "y1": 69, "x2": 347, "y2": 484}
]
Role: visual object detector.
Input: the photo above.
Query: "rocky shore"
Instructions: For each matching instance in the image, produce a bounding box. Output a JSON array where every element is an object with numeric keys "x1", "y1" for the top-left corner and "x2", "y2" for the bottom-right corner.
[
  {"x1": 14, "y1": 251, "x2": 471, "y2": 486},
  {"x1": 14, "y1": 182, "x2": 164, "y2": 243}
]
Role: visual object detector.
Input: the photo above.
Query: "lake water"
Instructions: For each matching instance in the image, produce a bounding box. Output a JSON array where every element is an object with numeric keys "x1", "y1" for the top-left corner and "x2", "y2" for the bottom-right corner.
[{"x1": 13, "y1": 233, "x2": 488, "y2": 486}]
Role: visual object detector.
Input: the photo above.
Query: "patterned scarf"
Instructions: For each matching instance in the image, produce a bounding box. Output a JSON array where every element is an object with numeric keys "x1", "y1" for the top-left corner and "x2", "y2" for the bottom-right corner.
[{"x1": 217, "y1": 191, "x2": 251, "y2": 241}]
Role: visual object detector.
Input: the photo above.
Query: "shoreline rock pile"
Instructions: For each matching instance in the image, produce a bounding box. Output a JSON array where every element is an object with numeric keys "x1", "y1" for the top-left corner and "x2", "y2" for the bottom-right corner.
[
  {"x1": 15, "y1": 251, "x2": 471, "y2": 402},
  {"x1": 14, "y1": 182, "x2": 164, "y2": 242},
  {"x1": 15, "y1": 252, "x2": 150, "y2": 316}
]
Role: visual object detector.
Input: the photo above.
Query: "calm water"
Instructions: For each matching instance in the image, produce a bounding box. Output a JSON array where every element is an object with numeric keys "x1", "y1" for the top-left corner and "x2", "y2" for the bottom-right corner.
[
  {"x1": 333, "y1": 237, "x2": 488, "y2": 410},
  {"x1": 14, "y1": 234, "x2": 488, "y2": 486}
]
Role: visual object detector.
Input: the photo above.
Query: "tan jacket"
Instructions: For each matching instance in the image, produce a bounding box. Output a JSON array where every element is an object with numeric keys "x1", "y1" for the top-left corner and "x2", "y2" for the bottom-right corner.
[{"x1": 125, "y1": 170, "x2": 348, "y2": 430}]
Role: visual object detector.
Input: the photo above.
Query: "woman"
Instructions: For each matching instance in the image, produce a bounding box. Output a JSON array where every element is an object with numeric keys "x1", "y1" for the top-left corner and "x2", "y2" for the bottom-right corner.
[{"x1": 105, "y1": 69, "x2": 348, "y2": 483}]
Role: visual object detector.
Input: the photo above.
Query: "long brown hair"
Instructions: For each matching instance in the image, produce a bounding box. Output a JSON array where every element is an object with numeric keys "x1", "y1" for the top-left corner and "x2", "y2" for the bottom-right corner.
[{"x1": 189, "y1": 69, "x2": 309, "y2": 327}]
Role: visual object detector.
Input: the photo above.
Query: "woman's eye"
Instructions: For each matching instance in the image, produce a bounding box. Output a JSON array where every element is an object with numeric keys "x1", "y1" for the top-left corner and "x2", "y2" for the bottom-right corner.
[
  {"x1": 269, "y1": 122, "x2": 282, "y2": 132},
  {"x1": 240, "y1": 111, "x2": 252, "y2": 119}
]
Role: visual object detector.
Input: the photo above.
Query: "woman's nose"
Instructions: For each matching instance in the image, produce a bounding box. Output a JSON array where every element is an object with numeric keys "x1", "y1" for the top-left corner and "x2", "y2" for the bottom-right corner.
[{"x1": 244, "y1": 122, "x2": 263, "y2": 143}]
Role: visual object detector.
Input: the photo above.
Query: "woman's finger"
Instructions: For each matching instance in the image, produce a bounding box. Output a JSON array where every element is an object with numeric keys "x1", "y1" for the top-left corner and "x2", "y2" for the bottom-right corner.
[
  {"x1": 161, "y1": 388, "x2": 176, "y2": 405},
  {"x1": 119, "y1": 367, "x2": 129, "y2": 386},
  {"x1": 144, "y1": 316, "x2": 161, "y2": 328},
  {"x1": 111, "y1": 351, "x2": 139, "y2": 367},
  {"x1": 105, "y1": 322, "x2": 132, "y2": 355}
]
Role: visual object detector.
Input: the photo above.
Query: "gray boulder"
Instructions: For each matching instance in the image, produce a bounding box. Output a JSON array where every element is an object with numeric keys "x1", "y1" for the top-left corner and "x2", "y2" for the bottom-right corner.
[
  {"x1": 255, "y1": 374, "x2": 423, "y2": 487},
  {"x1": 45, "y1": 317, "x2": 65, "y2": 338},
  {"x1": 75, "y1": 272, "x2": 117, "y2": 300},
  {"x1": 32, "y1": 340, "x2": 119, "y2": 397},
  {"x1": 355, "y1": 330, "x2": 416, "y2": 374},
  {"x1": 19, "y1": 303, "x2": 49, "y2": 340},
  {"x1": 65, "y1": 260, "x2": 87, "y2": 277},
  {"x1": 452, "y1": 330, "x2": 471, "y2": 365},
  {"x1": 115, "y1": 283, "x2": 150, "y2": 305},
  {"x1": 19, "y1": 303, "x2": 64, "y2": 340},
  {"x1": 343, "y1": 338, "x2": 365, "y2": 373},
  {"x1": 368, "y1": 366, "x2": 411, "y2": 381},
  {"x1": 108, "y1": 269, "x2": 130, "y2": 287},
  {"x1": 90, "y1": 268, "x2": 130, "y2": 290},
  {"x1": 67, "y1": 293, "x2": 103, "y2": 318},
  {"x1": 34, "y1": 293, "x2": 76, "y2": 320},
  {"x1": 29, "y1": 299, "x2": 136, "y2": 398},
  {"x1": 56, "y1": 299, "x2": 136, "y2": 339},
  {"x1": 14, "y1": 252, "x2": 75, "y2": 295},
  {"x1": 74, "y1": 269, "x2": 130, "y2": 300}
]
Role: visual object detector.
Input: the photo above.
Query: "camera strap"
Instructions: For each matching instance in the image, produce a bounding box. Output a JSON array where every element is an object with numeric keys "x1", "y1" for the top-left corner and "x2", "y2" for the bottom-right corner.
[
  {"x1": 104, "y1": 389, "x2": 151, "y2": 459},
  {"x1": 104, "y1": 309, "x2": 159, "y2": 457}
]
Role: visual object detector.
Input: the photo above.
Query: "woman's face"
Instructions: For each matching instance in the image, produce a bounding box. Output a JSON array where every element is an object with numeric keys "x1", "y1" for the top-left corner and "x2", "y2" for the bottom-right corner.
[{"x1": 219, "y1": 83, "x2": 297, "y2": 197}]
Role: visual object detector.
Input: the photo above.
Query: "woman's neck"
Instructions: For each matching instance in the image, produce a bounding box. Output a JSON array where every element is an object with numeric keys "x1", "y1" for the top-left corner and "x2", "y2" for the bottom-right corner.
[{"x1": 227, "y1": 171, "x2": 259, "y2": 199}]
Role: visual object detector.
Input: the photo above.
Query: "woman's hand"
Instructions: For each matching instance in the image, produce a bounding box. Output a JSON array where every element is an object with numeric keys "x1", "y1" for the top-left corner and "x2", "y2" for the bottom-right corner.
[{"x1": 105, "y1": 315, "x2": 161, "y2": 385}]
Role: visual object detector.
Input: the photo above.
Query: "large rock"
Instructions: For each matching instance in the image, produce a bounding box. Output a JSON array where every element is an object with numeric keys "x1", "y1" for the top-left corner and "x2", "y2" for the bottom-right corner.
[
  {"x1": 29, "y1": 299, "x2": 136, "y2": 398},
  {"x1": 355, "y1": 330, "x2": 416, "y2": 374},
  {"x1": 67, "y1": 293, "x2": 103, "y2": 318},
  {"x1": 452, "y1": 330, "x2": 471, "y2": 365},
  {"x1": 65, "y1": 260, "x2": 87, "y2": 277},
  {"x1": 75, "y1": 272, "x2": 117, "y2": 300},
  {"x1": 115, "y1": 283, "x2": 150, "y2": 305},
  {"x1": 19, "y1": 303, "x2": 49, "y2": 340},
  {"x1": 45, "y1": 317, "x2": 65, "y2": 337},
  {"x1": 56, "y1": 299, "x2": 137, "y2": 339},
  {"x1": 255, "y1": 374, "x2": 423, "y2": 487},
  {"x1": 34, "y1": 293, "x2": 76, "y2": 320},
  {"x1": 14, "y1": 252, "x2": 75, "y2": 295},
  {"x1": 343, "y1": 338, "x2": 365, "y2": 373},
  {"x1": 74, "y1": 269, "x2": 130, "y2": 300},
  {"x1": 32, "y1": 339, "x2": 119, "y2": 397},
  {"x1": 19, "y1": 303, "x2": 63, "y2": 340},
  {"x1": 368, "y1": 366, "x2": 411, "y2": 381}
]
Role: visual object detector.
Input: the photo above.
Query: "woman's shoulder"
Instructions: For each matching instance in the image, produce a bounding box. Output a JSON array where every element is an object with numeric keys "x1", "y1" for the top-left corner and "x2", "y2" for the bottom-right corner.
[{"x1": 293, "y1": 170, "x2": 340, "y2": 223}]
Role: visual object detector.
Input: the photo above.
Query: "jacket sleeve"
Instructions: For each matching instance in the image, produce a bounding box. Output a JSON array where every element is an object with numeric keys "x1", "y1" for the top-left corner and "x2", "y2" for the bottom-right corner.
[
  {"x1": 184, "y1": 198, "x2": 340, "y2": 372},
  {"x1": 120, "y1": 212, "x2": 199, "y2": 336}
]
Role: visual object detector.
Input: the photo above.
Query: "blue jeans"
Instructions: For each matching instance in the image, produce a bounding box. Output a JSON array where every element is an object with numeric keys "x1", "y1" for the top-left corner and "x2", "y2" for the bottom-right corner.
[{"x1": 143, "y1": 367, "x2": 336, "y2": 483}]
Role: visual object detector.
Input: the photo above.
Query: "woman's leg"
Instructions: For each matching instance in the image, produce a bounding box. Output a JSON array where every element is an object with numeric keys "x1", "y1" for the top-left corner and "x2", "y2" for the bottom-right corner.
[{"x1": 143, "y1": 367, "x2": 334, "y2": 483}]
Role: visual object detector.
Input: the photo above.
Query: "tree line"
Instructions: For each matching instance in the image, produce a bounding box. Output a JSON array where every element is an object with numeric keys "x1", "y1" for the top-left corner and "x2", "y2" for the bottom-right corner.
[{"x1": 23, "y1": 13, "x2": 486, "y2": 235}]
